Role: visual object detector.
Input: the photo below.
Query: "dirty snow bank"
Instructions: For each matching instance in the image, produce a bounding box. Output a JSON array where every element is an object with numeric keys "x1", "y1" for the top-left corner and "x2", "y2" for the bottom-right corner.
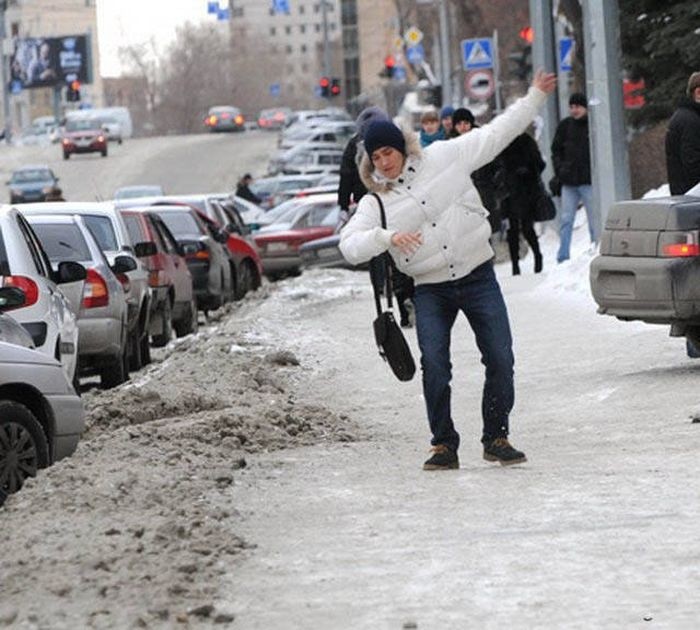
[{"x1": 0, "y1": 276, "x2": 364, "y2": 629}]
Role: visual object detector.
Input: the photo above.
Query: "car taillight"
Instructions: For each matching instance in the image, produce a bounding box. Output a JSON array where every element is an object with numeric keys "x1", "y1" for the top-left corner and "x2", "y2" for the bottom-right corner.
[
  {"x1": 2, "y1": 275, "x2": 39, "y2": 308},
  {"x1": 208, "y1": 115, "x2": 218, "y2": 125},
  {"x1": 659, "y1": 231, "x2": 700, "y2": 257},
  {"x1": 148, "y1": 269, "x2": 166, "y2": 287},
  {"x1": 97, "y1": 135, "x2": 105, "y2": 142},
  {"x1": 181, "y1": 241, "x2": 210, "y2": 261},
  {"x1": 82, "y1": 268, "x2": 109, "y2": 308},
  {"x1": 235, "y1": 115, "x2": 244, "y2": 125}
]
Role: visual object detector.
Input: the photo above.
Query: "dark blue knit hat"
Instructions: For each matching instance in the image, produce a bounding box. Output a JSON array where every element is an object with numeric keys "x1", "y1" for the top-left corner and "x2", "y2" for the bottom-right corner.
[
  {"x1": 363, "y1": 120, "x2": 406, "y2": 156},
  {"x1": 355, "y1": 106, "x2": 389, "y2": 140}
]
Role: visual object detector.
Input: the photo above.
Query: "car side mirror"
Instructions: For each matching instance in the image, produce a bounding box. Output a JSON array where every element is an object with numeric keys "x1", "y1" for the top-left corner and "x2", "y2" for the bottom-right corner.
[
  {"x1": 0, "y1": 286, "x2": 26, "y2": 311},
  {"x1": 111, "y1": 255, "x2": 138, "y2": 275},
  {"x1": 214, "y1": 229, "x2": 228, "y2": 244},
  {"x1": 226, "y1": 222, "x2": 242, "y2": 235},
  {"x1": 134, "y1": 241, "x2": 157, "y2": 257},
  {"x1": 56, "y1": 260, "x2": 87, "y2": 284}
]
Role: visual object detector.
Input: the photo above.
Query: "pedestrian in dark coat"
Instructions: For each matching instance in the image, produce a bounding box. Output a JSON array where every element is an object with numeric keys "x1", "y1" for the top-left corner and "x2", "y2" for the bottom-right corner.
[
  {"x1": 236, "y1": 174, "x2": 262, "y2": 204},
  {"x1": 451, "y1": 107, "x2": 504, "y2": 233},
  {"x1": 551, "y1": 92, "x2": 597, "y2": 262},
  {"x1": 499, "y1": 131, "x2": 545, "y2": 275},
  {"x1": 666, "y1": 71, "x2": 700, "y2": 195}
]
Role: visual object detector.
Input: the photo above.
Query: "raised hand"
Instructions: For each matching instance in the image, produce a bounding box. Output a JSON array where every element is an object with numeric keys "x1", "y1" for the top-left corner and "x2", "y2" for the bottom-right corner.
[{"x1": 532, "y1": 69, "x2": 557, "y2": 94}]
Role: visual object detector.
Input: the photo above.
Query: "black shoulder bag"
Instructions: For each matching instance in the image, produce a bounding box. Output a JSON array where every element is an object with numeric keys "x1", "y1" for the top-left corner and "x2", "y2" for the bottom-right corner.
[{"x1": 370, "y1": 193, "x2": 416, "y2": 382}]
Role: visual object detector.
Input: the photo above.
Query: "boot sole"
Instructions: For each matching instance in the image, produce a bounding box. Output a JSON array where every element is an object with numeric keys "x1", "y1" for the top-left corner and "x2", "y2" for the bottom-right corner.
[
  {"x1": 423, "y1": 462, "x2": 459, "y2": 471},
  {"x1": 483, "y1": 453, "x2": 527, "y2": 466}
]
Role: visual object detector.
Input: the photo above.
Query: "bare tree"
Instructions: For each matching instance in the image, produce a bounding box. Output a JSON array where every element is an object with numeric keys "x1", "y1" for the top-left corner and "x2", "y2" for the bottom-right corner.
[{"x1": 118, "y1": 38, "x2": 160, "y2": 129}]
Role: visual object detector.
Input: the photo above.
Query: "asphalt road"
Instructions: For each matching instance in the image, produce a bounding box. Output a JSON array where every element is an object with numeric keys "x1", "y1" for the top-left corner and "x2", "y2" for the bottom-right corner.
[{"x1": 0, "y1": 130, "x2": 278, "y2": 203}]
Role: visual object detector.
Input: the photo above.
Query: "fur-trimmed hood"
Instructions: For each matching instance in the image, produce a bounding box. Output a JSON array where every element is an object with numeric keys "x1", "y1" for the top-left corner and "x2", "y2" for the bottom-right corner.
[{"x1": 359, "y1": 126, "x2": 423, "y2": 193}]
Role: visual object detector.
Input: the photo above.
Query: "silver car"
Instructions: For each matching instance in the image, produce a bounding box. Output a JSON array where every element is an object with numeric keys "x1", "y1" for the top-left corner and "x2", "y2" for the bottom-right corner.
[
  {"x1": 0, "y1": 205, "x2": 85, "y2": 384},
  {"x1": 20, "y1": 202, "x2": 152, "y2": 372},
  {"x1": 26, "y1": 214, "x2": 131, "y2": 389},
  {"x1": 0, "y1": 340, "x2": 84, "y2": 503}
]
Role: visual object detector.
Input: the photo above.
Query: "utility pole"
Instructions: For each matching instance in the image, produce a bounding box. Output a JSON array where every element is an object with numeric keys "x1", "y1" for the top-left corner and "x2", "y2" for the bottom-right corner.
[
  {"x1": 582, "y1": 0, "x2": 630, "y2": 228},
  {"x1": 438, "y1": 0, "x2": 451, "y2": 106},
  {"x1": 321, "y1": 0, "x2": 331, "y2": 79},
  {"x1": 0, "y1": 1, "x2": 11, "y2": 142},
  {"x1": 528, "y1": 0, "x2": 558, "y2": 172}
]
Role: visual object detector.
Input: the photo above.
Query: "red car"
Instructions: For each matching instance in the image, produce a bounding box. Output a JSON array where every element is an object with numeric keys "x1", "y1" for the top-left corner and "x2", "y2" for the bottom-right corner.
[
  {"x1": 61, "y1": 118, "x2": 108, "y2": 160},
  {"x1": 120, "y1": 209, "x2": 198, "y2": 346},
  {"x1": 252, "y1": 193, "x2": 340, "y2": 280}
]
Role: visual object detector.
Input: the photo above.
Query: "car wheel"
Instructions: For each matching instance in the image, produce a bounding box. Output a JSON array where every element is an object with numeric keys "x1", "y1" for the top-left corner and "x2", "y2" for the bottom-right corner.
[
  {"x1": 101, "y1": 148, "x2": 108, "y2": 157},
  {"x1": 174, "y1": 299, "x2": 198, "y2": 337},
  {"x1": 0, "y1": 400, "x2": 49, "y2": 497},
  {"x1": 151, "y1": 299, "x2": 173, "y2": 347},
  {"x1": 235, "y1": 260, "x2": 255, "y2": 300},
  {"x1": 101, "y1": 342, "x2": 129, "y2": 389},
  {"x1": 140, "y1": 334, "x2": 152, "y2": 366},
  {"x1": 128, "y1": 328, "x2": 143, "y2": 372},
  {"x1": 63, "y1": 151, "x2": 70, "y2": 160}
]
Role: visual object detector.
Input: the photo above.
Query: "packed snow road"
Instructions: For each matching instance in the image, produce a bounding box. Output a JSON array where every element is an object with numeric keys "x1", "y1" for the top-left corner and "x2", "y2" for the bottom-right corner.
[{"x1": 2, "y1": 230, "x2": 700, "y2": 628}]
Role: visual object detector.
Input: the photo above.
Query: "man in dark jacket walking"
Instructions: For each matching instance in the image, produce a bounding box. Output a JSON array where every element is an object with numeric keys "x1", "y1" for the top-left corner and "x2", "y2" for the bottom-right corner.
[
  {"x1": 235, "y1": 174, "x2": 262, "y2": 204},
  {"x1": 666, "y1": 71, "x2": 700, "y2": 196},
  {"x1": 551, "y1": 92, "x2": 597, "y2": 263}
]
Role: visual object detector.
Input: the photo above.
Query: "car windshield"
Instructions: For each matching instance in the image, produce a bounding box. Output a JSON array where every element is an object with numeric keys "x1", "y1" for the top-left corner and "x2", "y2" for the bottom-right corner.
[
  {"x1": 11, "y1": 169, "x2": 51, "y2": 183},
  {"x1": 30, "y1": 223, "x2": 91, "y2": 263},
  {"x1": 65, "y1": 119, "x2": 101, "y2": 132},
  {"x1": 83, "y1": 215, "x2": 119, "y2": 251},
  {"x1": 265, "y1": 198, "x2": 305, "y2": 222},
  {"x1": 154, "y1": 210, "x2": 203, "y2": 236},
  {"x1": 115, "y1": 186, "x2": 162, "y2": 200}
]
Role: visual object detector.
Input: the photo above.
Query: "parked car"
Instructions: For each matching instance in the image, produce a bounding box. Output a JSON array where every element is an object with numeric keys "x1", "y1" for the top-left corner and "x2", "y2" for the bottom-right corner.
[
  {"x1": 257, "y1": 107, "x2": 292, "y2": 130},
  {"x1": 93, "y1": 115, "x2": 123, "y2": 144},
  {"x1": 0, "y1": 339, "x2": 84, "y2": 503},
  {"x1": 269, "y1": 142, "x2": 344, "y2": 176},
  {"x1": 204, "y1": 106, "x2": 245, "y2": 132},
  {"x1": 278, "y1": 125, "x2": 351, "y2": 151},
  {"x1": 280, "y1": 149, "x2": 343, "y2": 176},
  {"x1": 114, "y1": 185, "x2": 165, "y2": 201},
  {"x1": 229, "y1": 195, "x2": 272, "y2": 227},
  {"x1": 0, "y1": 206, "x2": 85, "y2": 384},
  {"x1": 249, "y1": 174, "x2": 324, "y2": 210},
  {"x1": 590, "y1": 193, "x2": 700, "y2": 350},
  {"x1": 0, "y1": 287, "x2": 36, "y2": 348},
  {"x1": 20, "y1": 202, "x2": 152, "y2": 372},
  {"x1": 148, "y1": 205, "x2": 233, "y2": 311},
  {"x1": 61, "y1": 117, "x2": 107, "y2": 159},
  {"x1": 253, "y1": 193, "x2": 341, "y2": 279},
  {"x1": 119, "y1": 207, "x2": 198, "y2": 345},
  {"x1": 7, "y1": 165, "x2": 60, "y2": 204},
  {"x1": 25, "y1": 213, "x2": 132, "y2": 389}
]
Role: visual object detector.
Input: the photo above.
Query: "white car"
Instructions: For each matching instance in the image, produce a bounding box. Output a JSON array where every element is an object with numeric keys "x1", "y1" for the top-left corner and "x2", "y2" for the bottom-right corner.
[
  {"x1": 95, "y1": 115, "x2": 123, "y2": 144},
  {"x1": 0, "y1": 206, "x2": 85, "y2": 384},
  {"x1": 0, "y1": 340, "x2": 84, "y2": 502},
  {"x1": 20, "y1": 202, "x2": 152, "y2": 372}
]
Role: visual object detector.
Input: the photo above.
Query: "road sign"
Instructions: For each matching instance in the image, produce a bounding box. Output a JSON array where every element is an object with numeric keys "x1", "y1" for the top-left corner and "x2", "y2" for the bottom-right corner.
[
  {"x1": 404, "y1": 26, "x2": 423, "y2": 46},
  {"x1": 269, "y1": 83, "x2": 281, "y2": 97},
  {"x1": 10, "y1": 80, "x2": 22, "y2": 95},
  {"x1": 559, "y1": 37, "x2": 574, "y2": 72},
  {"x1": 207, "y1": 1, "x2": 218, "y2": 15},
  {"x1": 465, "y1": 69, "x2": 495, "y2": 101},
  {"x1": 406, "y1": 44, "x2": 425, "y2": 65},
  {"x1": 462, "y1": 38, "x2": 494, "y2": 70},
  {"x1": 393, "y1": 66, "x2": 407, "y2": 82}
]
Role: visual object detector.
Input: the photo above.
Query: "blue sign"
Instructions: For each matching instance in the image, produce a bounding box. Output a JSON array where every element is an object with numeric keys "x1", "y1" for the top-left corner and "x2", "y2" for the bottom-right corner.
[
  {"x1": 393, "y1": 66, "x2": 407, "y2": 82},
  {"x1": 406, "y1": 44, "x2": 425, "y2": 65},
  {"x1": 10, "y1": 80, "x2": 22, "y2": 94},
  {"x1": 217, "y1": 7, "x2": 230, "y2": 20},
  {"x1": 269, "y1": 83, "x2": 281, "y2": 97},
  {"x1": 207, "y1": 1, "x2": 218, "y2": 14},
  {"x1": 461, "y1": 38, "x2": 494, "y2": 70},
  {"x1": 272, "y1": 0, "x2": 290, "y2": 14},
  {"x1": 559, "y1": 37, "x2": 574, "y2": 72}
]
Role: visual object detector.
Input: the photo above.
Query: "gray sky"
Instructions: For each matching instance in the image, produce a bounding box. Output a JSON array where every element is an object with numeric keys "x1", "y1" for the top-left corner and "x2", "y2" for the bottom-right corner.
[{"x1": 96, "y1": 0, "x2": 209, "y2": 77}]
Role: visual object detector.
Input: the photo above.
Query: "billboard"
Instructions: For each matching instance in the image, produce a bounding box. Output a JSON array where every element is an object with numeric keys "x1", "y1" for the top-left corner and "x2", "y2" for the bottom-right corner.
[{"x1": 10, "y1": 35, "x2": 91, "y2": 90}]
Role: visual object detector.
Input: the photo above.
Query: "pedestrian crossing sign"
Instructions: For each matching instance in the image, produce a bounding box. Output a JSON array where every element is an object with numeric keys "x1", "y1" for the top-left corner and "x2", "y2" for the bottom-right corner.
[
  {"x1": 462, "y1": 38, "x2": 494, "y2": 70},
  {"x1": 559, "y1": 37, "x2": 574, "y2": 72}
]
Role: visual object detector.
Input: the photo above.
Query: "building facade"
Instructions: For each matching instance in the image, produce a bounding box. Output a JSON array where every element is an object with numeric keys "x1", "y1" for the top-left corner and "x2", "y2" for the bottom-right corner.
[{"x1": 2, "y1": 0, "x2": 101, "y2": 133}]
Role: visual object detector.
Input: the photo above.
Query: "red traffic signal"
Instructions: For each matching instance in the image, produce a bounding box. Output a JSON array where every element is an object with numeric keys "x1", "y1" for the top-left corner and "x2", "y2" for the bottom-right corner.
[
  {"x1": 382, "y1": 55, "x2": 396, "y2": 78},
  {"x1": 319, "y1": 76, "x2": 330, "y2": 97},
  {"x1": 330, "y1": 78, "x2": 341, "y2": 96},
  {"x1": 70, "y1": 79, "x2": 81, "y2": 91},
  {"x1": 519, "y1": 26, "x2": 534, "y2": 44}
]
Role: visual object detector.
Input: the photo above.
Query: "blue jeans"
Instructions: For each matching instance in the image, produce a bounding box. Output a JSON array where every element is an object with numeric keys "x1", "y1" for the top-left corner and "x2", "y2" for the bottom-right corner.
[
  {"x1": 557, "y1": 184, "x2": 597, "y2": 263},
  {"x1": 413, "y1": 262, "x2": 514, "y2": 452}
]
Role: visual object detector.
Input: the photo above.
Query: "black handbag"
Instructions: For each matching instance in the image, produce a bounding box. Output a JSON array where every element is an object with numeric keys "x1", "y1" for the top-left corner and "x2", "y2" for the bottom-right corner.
[
  {"x1": 370, "y1": 193, "x2": 416, "y2": 382},
  {"x1": 533, "y1": 180, "x2": 557, "y2": 222}
]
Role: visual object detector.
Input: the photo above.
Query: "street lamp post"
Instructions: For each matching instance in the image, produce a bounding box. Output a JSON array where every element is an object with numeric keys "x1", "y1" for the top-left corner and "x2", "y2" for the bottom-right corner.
[{"x1": 0, "y1": 0, "x2": 11, "y2": 142}]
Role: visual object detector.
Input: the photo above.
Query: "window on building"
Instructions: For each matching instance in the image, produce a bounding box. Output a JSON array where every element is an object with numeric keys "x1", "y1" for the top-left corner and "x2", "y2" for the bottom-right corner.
[
  {"x1": 270, "y1": 26, "x2": 276, "y2": 36},
  {"x1": 301, "y1": 44, "x2": 307, "y2": 53},
  {"x1": 285, "y1": 25, "x2": 291, "y2": 35},
  {"x1": 302, "y1": 63, "x2": 309, "y2": 72},
  {"x1": 300, "y1": 25, "x2": 306, "y2": 34},
  {"x1": 285, "y1": 45, "x2": 293, "y2": 54},
  {"x1": 315, "y1": 24, "x2": 321, "y2": 33},
  {"x1": 330, "y1": 23, "x2": 336, "y2": 31},
  {"x1": 299, "y1": 4, "x2": 305, "y2": 14}
]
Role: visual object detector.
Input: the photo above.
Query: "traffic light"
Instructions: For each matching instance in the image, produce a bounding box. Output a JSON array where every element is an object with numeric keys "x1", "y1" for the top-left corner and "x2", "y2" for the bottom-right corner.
[
  {"x1": 66, "y1": 80, "x2": 81, "y2": 102},
  {"x1": 508, "y1": 45, "x2": 532, "y2": 81},
  {"x1": 330, "y1": 78, "x2": 341, "y2": 97},
  {"x1": 519, "y1": 26, "x2": 534, "y2": 44},
  {"x1": 381, "y1": 55, "x2": 396, "y2": 78},
  {"x1": 319, "y1": 76, "x2": 330, "y2": 98}
]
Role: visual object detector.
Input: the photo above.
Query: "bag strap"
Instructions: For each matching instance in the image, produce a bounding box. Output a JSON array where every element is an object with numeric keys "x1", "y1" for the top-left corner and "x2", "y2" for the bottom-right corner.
[{"x1": 371, "y1": 193, "x2": 394, "y2": 317}]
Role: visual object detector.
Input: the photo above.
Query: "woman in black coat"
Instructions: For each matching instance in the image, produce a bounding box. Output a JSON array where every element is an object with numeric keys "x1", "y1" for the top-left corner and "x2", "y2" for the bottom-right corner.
[{"x1": 499, "y1": 131, "x2": 545, "y2": 275}]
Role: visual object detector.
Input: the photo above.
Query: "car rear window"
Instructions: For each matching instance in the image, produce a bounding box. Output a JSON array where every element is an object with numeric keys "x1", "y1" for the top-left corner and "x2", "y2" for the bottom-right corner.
[
  {"x1": 30, "y1": 223, "x2": 91, "y2": 263},
  {"x1": 154, "y1": 210, "x2": 203, "y2": 237},
  {"x1": 122, "y1": 213, "x2": 148, "y2": 245},
  {"x1": 11, "y1": 169, "x2": 51, "y2": 183},
  {"x1": 83, "y1": 215, "x2": 119, "y2": 251},
  {"x1": 0, "y1": 232, "x2": 9, "y2": 275},
  {"x1": 65, "y1": 119, "x2": 101, "y2": 132}
]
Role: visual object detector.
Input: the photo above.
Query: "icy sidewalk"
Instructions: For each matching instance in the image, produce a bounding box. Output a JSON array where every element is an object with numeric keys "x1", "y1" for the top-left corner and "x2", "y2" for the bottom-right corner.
[{"x1": 221, "y1": 253, "x2": 700, "y2": 628}]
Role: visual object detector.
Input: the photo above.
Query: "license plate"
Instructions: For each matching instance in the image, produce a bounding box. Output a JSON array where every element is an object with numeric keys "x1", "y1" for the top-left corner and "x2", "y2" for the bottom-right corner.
[{"x1": 267, "y1": 242, "x2": 288, "y2": 252}]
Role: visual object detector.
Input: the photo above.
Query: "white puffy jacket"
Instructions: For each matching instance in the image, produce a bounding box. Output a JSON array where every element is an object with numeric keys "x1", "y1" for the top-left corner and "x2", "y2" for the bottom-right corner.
[{"x1": 339, "y1": 87, "x2": 547, "y2": 286}]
